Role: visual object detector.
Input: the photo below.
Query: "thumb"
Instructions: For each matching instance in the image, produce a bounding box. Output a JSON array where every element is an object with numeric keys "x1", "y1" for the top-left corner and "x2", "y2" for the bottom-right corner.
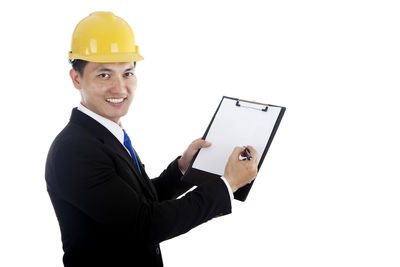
[
  {"x1": 201, "y1": 140, "x2": 212, "y2": 148},
  {"x1": 193, "y1": 139, "x2": 211, "y2": 150}
]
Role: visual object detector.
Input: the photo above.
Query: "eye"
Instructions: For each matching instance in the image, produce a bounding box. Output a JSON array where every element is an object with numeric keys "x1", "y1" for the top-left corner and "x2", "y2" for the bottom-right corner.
[
  {"x1": 124, "y1": 72, "x2": 135, "y2": 77},
  {"x1": 98, "y1": 73, "x2": 110, "y2": 79}
]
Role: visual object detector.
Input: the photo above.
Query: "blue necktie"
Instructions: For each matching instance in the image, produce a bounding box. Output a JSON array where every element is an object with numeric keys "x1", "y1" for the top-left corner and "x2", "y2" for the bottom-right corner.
[{"x1": 123, "y1": 129, "x2": 142, "y2": 175}]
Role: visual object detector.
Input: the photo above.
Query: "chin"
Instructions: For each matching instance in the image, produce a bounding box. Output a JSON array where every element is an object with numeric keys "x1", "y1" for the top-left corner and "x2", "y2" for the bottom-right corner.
[
  {"x1": 114, "y1": 111, "x2": 128, "y2": 120},
  {"x1": 103, "y1": 105, "x2": 130, "y2": 122}
]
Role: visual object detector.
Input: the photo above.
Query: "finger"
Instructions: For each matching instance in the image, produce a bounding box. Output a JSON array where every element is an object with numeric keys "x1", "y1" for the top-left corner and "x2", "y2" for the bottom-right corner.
[
  {"x1": 203, "y1": 140, "x2": 212, "y2": 147},
  {"x1": 196, "y1": 139, "x2": 212, "y2": 148},
  {"x1": 198, "y1": 139, "x2": 211, "y2": 147},
  {"x1": 189, "y1": 138, "x2": 203, "y2": 149},
  {"x1": 189, "y1": 139, "x2": 210, "y2": 153},
  {"x1": 191, "y1": 138, "x2": 203, "y2": 144},
  {"x1": 229, "y1": 146, "x2": 245, "y2": 162}
]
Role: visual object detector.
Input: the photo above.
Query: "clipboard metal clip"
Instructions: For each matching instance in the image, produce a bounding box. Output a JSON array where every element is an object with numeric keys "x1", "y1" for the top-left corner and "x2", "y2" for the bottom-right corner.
[{"x1": 236, "y1": 99, "x2": 269, "y2": 112}]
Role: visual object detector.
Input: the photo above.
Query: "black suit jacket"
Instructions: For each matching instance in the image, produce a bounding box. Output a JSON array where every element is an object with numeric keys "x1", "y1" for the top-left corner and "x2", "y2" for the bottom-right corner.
[{"x1": 45, "y1": 108, "x2": 231, "y2": 267}]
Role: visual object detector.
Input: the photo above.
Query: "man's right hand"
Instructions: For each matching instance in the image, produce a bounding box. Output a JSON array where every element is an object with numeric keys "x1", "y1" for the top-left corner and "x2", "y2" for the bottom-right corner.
[{"x1": 223, "y1": 146, "x2": 259, "y2": 193}]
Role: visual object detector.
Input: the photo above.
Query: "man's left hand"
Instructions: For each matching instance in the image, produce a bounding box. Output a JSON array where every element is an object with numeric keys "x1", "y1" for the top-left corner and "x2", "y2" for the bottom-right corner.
[{"x1": 178, "y1": 138, "x2": 211, "y2": 174}]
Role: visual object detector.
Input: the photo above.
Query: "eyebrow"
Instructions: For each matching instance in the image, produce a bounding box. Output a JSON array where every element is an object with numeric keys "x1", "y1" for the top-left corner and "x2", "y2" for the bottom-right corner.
[
  {"x1": 97, "y1": 67, "x2": 135, "y2": 72},
  {"x1": 98, "y1": 68, "x2": 113, "y2": 72}
]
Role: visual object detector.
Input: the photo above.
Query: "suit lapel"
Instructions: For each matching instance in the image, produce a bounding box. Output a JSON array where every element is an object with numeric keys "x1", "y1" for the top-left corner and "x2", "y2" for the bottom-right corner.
[
  {"x1": 131, "y1": 148, "x2": 158, "y2": 198},
  {"x1": 69, "y1": 108, "x2": 158, "y2": 200},
  {"x1": 114, "y1": 144, "x2": 158, "y2": 200}
]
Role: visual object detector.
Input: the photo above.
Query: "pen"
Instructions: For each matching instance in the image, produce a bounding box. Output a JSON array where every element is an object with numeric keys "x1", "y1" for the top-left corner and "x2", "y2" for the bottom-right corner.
[{"x1": 243, "y1": 147, "x2": 253, "y2": 160}]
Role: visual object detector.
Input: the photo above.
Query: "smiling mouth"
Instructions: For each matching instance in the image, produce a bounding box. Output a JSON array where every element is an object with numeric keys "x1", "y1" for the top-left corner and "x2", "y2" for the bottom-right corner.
[{"x1": 106, "y1": 97, "x2": 126, "y2": 104}]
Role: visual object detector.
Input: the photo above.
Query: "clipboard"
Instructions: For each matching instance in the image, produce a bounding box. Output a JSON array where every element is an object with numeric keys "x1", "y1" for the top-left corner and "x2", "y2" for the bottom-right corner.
[{"x1": 183, "y1": 96, "x2": 286, "y2": 201}]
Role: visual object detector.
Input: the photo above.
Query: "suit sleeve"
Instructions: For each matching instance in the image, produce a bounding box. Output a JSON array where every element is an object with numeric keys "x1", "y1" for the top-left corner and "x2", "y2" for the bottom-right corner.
[
  {"x1": 49, "y1": 136, "x2": 232, "y2": 245},
  {"x1": 150, "y1": 156, "x2": 194, "y2": 201}
]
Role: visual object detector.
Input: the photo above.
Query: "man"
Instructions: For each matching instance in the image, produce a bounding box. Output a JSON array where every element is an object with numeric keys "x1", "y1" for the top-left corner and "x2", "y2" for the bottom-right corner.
[{"x1": 45, "y1": 11, "x2": 259, "y2": 267}]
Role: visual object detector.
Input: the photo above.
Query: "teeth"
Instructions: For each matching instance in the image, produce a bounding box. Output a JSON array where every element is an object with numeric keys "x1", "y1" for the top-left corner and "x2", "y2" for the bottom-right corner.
[{"x1": 106, "y1": 98, "x2": 124, "y2": 103}]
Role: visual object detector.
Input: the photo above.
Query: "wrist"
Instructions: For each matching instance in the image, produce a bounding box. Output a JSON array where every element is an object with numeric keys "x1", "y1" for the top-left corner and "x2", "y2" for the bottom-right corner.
[
  {"x1": 178, "y1": 157, "x2": 186, "y2": 174},
  {"x1": 230, "y1": 184, "x2": 238, "y2": 193},
  {"x1": 224, "y1": 175, "x2": 238, "y2": 193}
]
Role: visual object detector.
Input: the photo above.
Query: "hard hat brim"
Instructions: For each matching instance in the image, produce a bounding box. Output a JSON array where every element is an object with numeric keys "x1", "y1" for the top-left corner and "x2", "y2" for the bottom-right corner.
[{"x1": 69, "y1": 52, "x2": 144, "y2": 63}]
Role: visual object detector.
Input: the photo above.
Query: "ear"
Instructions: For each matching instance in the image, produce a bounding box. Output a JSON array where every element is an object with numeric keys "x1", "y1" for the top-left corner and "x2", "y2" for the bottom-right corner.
[{"x1": 70, "y1": 69, "x2": 82, "y2": 90}]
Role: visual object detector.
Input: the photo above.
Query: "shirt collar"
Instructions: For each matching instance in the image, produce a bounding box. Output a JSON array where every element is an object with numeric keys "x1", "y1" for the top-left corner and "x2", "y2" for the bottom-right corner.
[{"x1": 77, "y1": 103, "x2": 125, "y2": 146}]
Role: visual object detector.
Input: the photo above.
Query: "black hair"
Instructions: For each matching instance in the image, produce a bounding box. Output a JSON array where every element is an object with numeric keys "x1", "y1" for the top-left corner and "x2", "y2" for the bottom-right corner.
[
  {"x1": 69, "y1": 59, "x2": 89, "y2": 76},
  {"x1": 69, "y1": 59, "x2": 137, "y2": 76}
]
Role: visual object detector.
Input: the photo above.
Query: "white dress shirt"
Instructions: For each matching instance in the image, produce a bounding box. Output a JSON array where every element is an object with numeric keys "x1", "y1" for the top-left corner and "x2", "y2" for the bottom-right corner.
[{"x1": 77, "y1": 103, "x2": 233, "y2": 201}]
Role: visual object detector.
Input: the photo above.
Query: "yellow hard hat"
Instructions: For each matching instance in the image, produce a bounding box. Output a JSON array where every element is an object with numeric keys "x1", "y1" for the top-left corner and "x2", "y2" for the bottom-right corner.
[{"x1": 69, "y1": 11, "x2": 143, "y2": 62}]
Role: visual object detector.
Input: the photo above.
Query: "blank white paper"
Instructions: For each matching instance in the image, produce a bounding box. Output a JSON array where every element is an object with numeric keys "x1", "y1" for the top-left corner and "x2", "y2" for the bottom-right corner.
[{"x1": 193, "y1": 98, "x2": 282, "y2": 176}]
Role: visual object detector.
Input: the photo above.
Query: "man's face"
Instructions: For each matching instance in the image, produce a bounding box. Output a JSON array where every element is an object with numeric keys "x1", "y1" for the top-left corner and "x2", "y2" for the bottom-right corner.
[{"x1": 70, "y1": 62, "x2": 137, "y2": 124}]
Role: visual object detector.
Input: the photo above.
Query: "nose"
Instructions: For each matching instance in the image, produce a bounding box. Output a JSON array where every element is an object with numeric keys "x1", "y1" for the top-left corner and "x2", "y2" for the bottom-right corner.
[{"x1": 110, "y1": 76, "x2": 126, "y2": 95}]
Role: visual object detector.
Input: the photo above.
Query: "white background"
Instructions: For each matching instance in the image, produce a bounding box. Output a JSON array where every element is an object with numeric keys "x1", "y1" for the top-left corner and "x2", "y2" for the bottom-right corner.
[{"x1": 0, "y1": 0, "x2": 399, "y2": 266}]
